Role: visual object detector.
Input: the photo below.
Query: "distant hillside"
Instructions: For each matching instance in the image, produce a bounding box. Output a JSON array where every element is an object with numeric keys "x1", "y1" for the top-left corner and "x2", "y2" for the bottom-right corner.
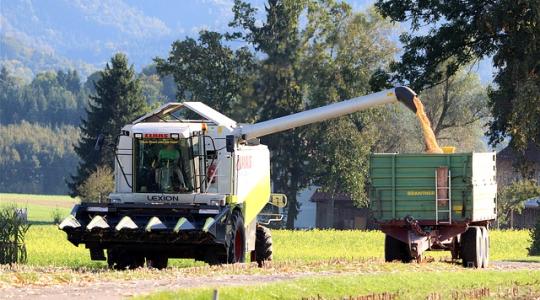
[
  {"x1": 0, "y1": 35, "x2": 96, "y2": 81},
  {"x1": 0, "y1": 0, "x2": 238, "y2": 77}
]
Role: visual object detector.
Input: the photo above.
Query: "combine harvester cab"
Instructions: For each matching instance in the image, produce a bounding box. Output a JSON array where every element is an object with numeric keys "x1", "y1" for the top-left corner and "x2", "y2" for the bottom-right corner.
[
  {"x1": 60, "y1": 87, "x2": 419, "y2": 269},
  {"x1": 369, "y1": 152, "x2": 497, "y2": 268}
]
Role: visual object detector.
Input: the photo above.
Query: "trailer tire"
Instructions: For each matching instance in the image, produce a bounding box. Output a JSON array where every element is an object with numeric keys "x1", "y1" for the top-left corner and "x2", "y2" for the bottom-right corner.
[
  {"x1": 480, "y1": 227, "x2": 489, "y2": 268},
  {"x1": 254, "y1": 225, "x2": 272, "y2": 267},
  {"x1": 227, "y1": 210, "x2": 245, "y2": 264},
  {"x1": 450, "y1": 236, "x2": 460, "y2": 260},
  {"x1": 385, "y1": 235, "x2": 412, "y2": 263},
  {"x1": 107, "y1": 248, "x2": 144, "y2": 270},
  {"x1": 146, "y1": 255, "x2": 168, "y2": 270},
  {"x1": 461, "y1": 226, "x2": 482, "y2": 268}
]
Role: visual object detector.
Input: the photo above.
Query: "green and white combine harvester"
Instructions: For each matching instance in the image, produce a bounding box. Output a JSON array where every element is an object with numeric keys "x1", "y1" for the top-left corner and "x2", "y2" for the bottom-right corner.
[{"x1": 59, "y1": 87, "x2": 422, "y2": 269}]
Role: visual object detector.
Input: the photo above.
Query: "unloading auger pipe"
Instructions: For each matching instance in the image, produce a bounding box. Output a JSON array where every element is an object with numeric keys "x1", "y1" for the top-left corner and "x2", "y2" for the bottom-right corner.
[{"x1": 237, "y1": 86, "x2": 417, "y2": 140}]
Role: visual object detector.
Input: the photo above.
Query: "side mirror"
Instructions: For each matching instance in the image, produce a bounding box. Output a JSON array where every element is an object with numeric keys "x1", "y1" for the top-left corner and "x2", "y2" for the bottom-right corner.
[
  {"x1": 226, "y1": 135, "x2": 235, "y2": 153},
  {"x1": 94, "y1": 133, "x2": 105, "y2": 151}
]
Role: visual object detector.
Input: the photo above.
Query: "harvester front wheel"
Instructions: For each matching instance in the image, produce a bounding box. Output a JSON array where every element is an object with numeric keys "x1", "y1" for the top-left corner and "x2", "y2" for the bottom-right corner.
[
  {"x1": 254, "y1": 225, "x2": 273, "y2": 267},
  {"x1": 107, "y1": 248, "x2": 144, "y2": 270},
  {"x1": 146, "y1": 255, "x2": 168, "y2": 269},
  {"x1": 227, "y1": 210, "x2": 245, "y2": 264}
]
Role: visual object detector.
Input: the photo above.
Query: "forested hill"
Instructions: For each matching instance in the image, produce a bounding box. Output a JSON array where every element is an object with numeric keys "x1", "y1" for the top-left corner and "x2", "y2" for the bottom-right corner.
[{"x1": 0, "y1": 66, "x2": 175, "y2": 194}]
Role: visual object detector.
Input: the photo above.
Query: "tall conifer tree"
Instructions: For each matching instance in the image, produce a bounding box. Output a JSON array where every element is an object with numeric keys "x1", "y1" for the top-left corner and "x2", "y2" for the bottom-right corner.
[{"x1": 69, "y1": 53, "x2": 146, "y2": 196}]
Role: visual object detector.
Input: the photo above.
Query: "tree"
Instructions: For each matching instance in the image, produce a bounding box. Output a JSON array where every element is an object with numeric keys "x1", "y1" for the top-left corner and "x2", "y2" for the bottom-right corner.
[
  {"x1": 155, "y1": 31, "x2": 255, "y2": 119},
  {"x1": 230, "y1": 0, "x2": 310, "y2": 228},
  {"x1": 69, "y1": 53, "x2": 147, "y2": 196},
  {"x1": 497, "y1": 179, "x2": 540, "y2": 228},
  {"x1": 77, "y1": 166, "x2": 114, "y2": 203},
  {"x1": 529, "y1": 217, "x2": 540, "y2": 256},
  {"x1": 416, "y1": 68, "x2": 489, "y2": 151},
  {"x1": 375, "y1": 0, "x2": 540, "y2": 151},
  {"x1": 230, "y1": 0, "x2": 398, "y2": 225},
  {"x1": 0, "y1": 122, "x2": 80, "y2": 194},
  {"x1": 301, "y1": 6, "x2": 397, "y2": 206}
]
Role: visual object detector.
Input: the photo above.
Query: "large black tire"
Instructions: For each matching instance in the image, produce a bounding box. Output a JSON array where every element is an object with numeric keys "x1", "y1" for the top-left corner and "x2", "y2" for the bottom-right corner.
[
  {"x1": 254, "y1": 225, "x2": 273, "y2": 267},
  {"x1": 384, "y1": 235, "x2": 413, "y2": 263},
  {"x1": 146, "y1": 255, "x2": 168, "y2": 269},
  {"x1": 480, "y1": 227, "x2": 489, "y2": 268},
  {"x1": 461, "y1": 226, "x2": 483, "y2": 268},
  {"x1": 107, "y1": 248, "x2": 145, "y2": 270},
  {"x1": 227, "y1": 210, "x2": 245, "y2": 264},
  {"x1": 450, "y1": 236, "x2": 460, "y2": 260}
]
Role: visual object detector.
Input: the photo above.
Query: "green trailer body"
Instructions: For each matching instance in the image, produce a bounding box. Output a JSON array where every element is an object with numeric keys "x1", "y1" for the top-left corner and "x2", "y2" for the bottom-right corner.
[
  {"x1": 369, "y1": 152, "x2": 497, "y2": 223},
  {"x1": 368, "y1": 152, "x2": 497, "y2": 267}
]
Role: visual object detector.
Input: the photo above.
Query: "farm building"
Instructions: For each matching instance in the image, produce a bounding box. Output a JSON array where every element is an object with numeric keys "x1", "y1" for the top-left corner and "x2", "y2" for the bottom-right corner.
[
  {"x1": 496, "y1": 143, "x2": 540, "y2": 186},
  {"x1": 508, "y1": 198, "x2": 540, "y2": 229},
  {"x1": 496, "y1": 143, "x2": 540, "y2": 229},
  {"x1": 310, "y1": 191, "x2": 374, "y2": 230}
]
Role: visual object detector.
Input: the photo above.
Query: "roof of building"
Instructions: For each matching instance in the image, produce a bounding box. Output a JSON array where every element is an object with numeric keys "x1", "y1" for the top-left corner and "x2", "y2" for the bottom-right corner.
[
  {"x1": 310, "y1": 191, "x2": 351, "y2": 202},
  {"x1": 497, "y1": 143, "x2": 540, "y2": 164},
  {"x1": 525, "y1": 197, "x2": 540, "y2": 208}
]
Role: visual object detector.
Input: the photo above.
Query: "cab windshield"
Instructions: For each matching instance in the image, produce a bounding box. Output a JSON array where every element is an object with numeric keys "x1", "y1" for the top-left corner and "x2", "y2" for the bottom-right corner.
[{"x1": 133, "y1": 138, "x2": 194, "y2": 193}]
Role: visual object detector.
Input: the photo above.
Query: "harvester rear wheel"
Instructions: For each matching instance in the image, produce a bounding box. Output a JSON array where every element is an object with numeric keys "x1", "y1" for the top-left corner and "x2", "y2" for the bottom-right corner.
[
  {"x1": 146, "y1": 255, "x2": 168, "y2": 269},
  {"x1": 461, "y1": 226, "x2": 482, "y2": 268},
  {"x1": 228, "y1": 210, "x2": 245, "y2": 264},
  {"x1": 107, "y1": 248, "x2": 144, "y2": 270},
  {"x1": 384, "y1": 235, "x2": 412, "y2": 263},
  {"x1": 254, "y1": 225, "x2": 273, "y2": 267}
]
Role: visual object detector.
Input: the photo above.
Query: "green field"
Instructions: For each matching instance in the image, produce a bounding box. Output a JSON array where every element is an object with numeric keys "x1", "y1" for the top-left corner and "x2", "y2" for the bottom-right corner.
[
  {"x1": 2, "y1": 193, "x2": 540, "y2": 299},
  {"x1": 139, "y1": 270, "x2": 540, "y2": 300}
]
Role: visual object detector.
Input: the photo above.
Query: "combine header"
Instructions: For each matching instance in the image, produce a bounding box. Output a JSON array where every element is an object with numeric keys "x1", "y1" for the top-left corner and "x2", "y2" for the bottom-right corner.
[{"x1": 60, "y1": 87, "x2": 417, "y2": 269}]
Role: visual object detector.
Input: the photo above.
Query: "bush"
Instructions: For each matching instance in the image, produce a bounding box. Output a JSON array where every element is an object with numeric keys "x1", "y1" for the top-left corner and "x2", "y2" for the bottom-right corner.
[
  {"x1": 0, "y1": 205, "x2": 30, "y2": 264},
  {"x1": 51, "y1": 208, "x2": 63, "y2": 225},
  {"x1": 528, "y1": 218, "x2": 540, "y2": 256},
  {"x1": 77, "y1": 165, "x2": 114, "y2": 203}
]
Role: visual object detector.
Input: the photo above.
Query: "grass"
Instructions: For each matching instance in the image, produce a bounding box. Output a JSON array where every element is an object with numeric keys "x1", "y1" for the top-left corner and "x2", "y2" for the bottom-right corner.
[
  {"x1": 137, "y1": 270, "x2": 540, "y2": 300},
  {"x1": 1, "y1": 192, "x2": 539, "y2": 299},
  {"x1": 0, "y1": 193, "x2": 77, "y2": 203},
  {"x1": 0, "y1": 193, "x2": 75, "y2": 223},
  {"x1": 17, "y1": 225, "x2": 540, "y2": 269}
]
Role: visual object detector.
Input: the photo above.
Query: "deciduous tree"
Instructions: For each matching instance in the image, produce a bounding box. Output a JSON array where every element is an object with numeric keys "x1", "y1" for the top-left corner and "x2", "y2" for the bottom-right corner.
[{"x1": 375, "y1": 0, "x2": 540, "y2": 151}]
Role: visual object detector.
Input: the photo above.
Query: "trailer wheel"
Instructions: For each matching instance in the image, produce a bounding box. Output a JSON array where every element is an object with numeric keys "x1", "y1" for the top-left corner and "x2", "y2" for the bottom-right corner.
[
  {"x1": 227, "y1": 210, "x2": 245, "y2": 264},
  {"x1": 384, "y1": 235, "x2": 412, "y2": 263},
  {"x1": 146, "y1": 255, "x2": 168, "y2": 270},
  {"x1": 107, "y1": 248, "x2": 144, "y2": 270},
  {"x1": 254, "y1": 225, "x2": 273, "y2": 267},
  {"x1": 480, "y1": 227, "x2": 489, "y2": 268},
  {"x1": 461, "y1": 226, "x2": 482, "y2": 268},
  {"x1": 450, "y1": 236, "x2": 460, "y2": 260}
]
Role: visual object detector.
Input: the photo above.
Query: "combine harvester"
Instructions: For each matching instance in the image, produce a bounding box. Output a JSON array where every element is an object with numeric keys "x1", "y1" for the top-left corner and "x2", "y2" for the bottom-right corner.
[{"x1": 60, "y1": 87, "x2": 418, "y2": 269}]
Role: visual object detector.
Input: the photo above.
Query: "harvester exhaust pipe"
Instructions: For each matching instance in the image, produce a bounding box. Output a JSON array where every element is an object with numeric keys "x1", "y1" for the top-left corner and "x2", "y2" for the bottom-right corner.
[{"x1": 238, "y1": 86, "x2": 417, "y2": 140}]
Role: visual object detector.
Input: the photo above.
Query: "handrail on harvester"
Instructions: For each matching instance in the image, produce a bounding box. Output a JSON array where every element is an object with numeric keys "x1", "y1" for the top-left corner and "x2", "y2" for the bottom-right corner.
[{"x1": 236, "y1": 86, "x2": 417, "y2": 140}]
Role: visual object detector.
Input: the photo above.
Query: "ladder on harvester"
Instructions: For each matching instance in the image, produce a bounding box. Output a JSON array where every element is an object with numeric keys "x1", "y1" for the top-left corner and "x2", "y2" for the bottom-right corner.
[{"x1": 435, "y1": 167, "x2": 452, "y2": 224}]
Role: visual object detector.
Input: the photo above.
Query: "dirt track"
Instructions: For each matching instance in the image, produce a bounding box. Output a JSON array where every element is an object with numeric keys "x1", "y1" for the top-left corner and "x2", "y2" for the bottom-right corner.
[{"x1": 3, "y1": 261, "x2": 540, "y2": 300}]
